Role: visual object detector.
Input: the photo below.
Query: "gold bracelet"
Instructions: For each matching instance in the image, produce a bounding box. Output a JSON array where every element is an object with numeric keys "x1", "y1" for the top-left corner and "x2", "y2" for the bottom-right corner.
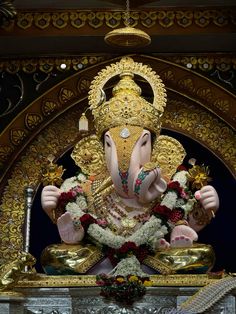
[{"x1": 175, "y1": 219, "x2": 189, "y2": 226}]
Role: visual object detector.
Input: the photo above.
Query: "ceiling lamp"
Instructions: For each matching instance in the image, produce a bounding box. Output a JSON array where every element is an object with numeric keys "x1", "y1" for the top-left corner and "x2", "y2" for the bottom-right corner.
[{"x1": 104, "y1": 0, "x2": 151, "y2": 48}]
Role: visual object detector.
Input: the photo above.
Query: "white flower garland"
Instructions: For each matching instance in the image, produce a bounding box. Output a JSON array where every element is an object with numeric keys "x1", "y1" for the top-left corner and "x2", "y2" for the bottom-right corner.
[
  {"x1": 160, "y1": 170, "x2": 196, "y2": 217},
  {"x1": 60, "y1": 170, "x2": 195, "y2": 276}
]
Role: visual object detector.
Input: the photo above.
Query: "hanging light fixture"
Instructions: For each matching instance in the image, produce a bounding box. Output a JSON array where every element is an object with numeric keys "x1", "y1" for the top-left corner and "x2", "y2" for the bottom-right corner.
[{"x1": 104, "y1": 0, "x2": 151, "y2": 48}]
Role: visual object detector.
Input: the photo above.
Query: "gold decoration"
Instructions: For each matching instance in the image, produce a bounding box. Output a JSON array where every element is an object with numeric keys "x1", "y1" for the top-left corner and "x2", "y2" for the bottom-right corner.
[
  {"x1": 0, "y1": 252, "x2": 35, "y2": 291},
  {"x1": 21, "y1": 59, "x2": 37, "y2": 73},
  {"x1": 70, "y1": 12, "x2": 87, "y2": 29},
  {"x1": 109, "y1": 125, "x2": 143, "y2": 172},
  {"x1": 0, "y1": 145, "x2": 13, "y2": 162},
  {"x1": 88, "y1": 57, "x2": 166, "y2": 138},
  {"x1": 104, "y1": 26, "x2": 151, "y2": 48},
  {"x1": 187, "y1": 165, "x2": 212, "y2": 189},
  {"x1": 41, "y1": 155, "x2": 65, "y2": 186},
  {"x1": 15, "y1": 273, "x2": 221, "y2": 288},
  {"x1": 10, "y1": 129, "x2": 27, "y2": 145},
  {"x1": 34, "y1": 13, "x2": 50, "y2": 29},
  {"x1": 152, "y1": 135, "x2": 186, "y2": 181},
  {"x1": 144, "y1": 244, "x2": 215, "y2": 275},
  {"x1": 26, "y1": 243, "x2": 215, "y2": 284},
  {"x1": 59, "y1": 87, "x2": 75, "y2": 103},
  {"x1": 41, "y1": 243, "x2": 104, "y2": 274},
  {"x1": 142, "y1": 162, "x2": 159, "y2": 172},
  {"x1": 25, "y1": 113, "x2": 43, "y2": 130},
  {"x1": 52, "y1": 12, "x2": 69, "y2": 29},
  {"x1": 7, "y1": 9, "x2": 234, "y2": 32},
  {"x1": 16, "y1": 13, "x2": 33, "y2": 29},
  {"x1": 41, "y1": 100, "x2": 57, "y2": 116},
  {"x1": 71, "y1": 135, "x2": 107, "y2": 177}
]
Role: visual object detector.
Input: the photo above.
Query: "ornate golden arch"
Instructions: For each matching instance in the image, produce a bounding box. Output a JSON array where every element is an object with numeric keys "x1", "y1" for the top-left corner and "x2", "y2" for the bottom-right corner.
[{"x1": 0, "y1": 54, "x2": 235, "y2": 263}]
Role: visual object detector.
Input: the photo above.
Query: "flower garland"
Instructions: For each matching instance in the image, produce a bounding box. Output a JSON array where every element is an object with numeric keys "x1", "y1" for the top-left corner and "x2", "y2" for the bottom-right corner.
[
  {"x1": 152, "y1": 168, "x2": 197, "y2": 227},
  {"x1": 57, "y1": 164, "x2": 205, "y2": 303}
]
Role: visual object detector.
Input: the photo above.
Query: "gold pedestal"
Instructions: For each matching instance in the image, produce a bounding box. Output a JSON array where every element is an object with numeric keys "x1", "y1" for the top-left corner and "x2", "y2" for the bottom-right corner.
[
  {"x1": 41, "y1": 242, "x2": 215, "y2": 276},
  {"x1": 41, "y1": 243, "x2": 104, "y2": 275},
  {"x1": 144, "y1": 244, "x2": 215, "y2": 275}
]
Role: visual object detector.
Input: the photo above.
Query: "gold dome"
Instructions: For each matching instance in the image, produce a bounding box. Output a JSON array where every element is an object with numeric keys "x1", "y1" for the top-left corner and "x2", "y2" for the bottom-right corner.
[{"x1": 104, "y1": 26, "x2": 151, "y2": 48}]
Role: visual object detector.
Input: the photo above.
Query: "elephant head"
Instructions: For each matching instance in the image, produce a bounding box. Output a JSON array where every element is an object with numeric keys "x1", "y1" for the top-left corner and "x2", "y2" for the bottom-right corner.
[{"x1": 104, "y1": 125, "x2": 167, "y2": 204}]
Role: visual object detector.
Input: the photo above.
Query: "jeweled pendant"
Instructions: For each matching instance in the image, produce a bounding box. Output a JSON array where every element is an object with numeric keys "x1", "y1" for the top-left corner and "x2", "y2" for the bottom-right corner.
[
  {"x1": 120, "y1": 127, "x2": 130, "y2": 138},
  {"x1": 121, "y1": 217, "x2": 136, "y2": 228}
]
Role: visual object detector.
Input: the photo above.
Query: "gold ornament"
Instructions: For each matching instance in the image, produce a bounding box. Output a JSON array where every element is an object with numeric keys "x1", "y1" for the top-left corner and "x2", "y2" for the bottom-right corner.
[
  {"x1": 88, "y1": 57, "x2": 166, "y2": 138},
  {"x1": 109, "y1": 125, "x2": 143, "y2": 172},
  {"x1": 151, "y1": 135, "x2": 186, "y2": 181},
  {"x1": 0, "y1": 252, "x2": 35, "y2": 291},
  {"x1": 104, "y1": 26, "x2": 151, "y2": 48},
  {"x1": 41, "y1": 154, "x2": 65, "y2": 186},
  {"x1": 142, "y1": 162, "x2": 159, "y2": 172},
  {"x1": 71, "y1": 135, "x2": 107, "y2": 177},
  {"x1": 41, "y1": 243, "x2": 104, "y2": 275},
  {"x1": 187, "y1": 165, "x2": 212, "y2": 189},
  {"x1": 144, "y1": 244, "x2": 215, "y2": 275}
]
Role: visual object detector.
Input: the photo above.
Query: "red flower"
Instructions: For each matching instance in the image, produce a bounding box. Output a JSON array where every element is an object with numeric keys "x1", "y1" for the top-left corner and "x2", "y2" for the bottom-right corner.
[
  {"x1": 167, "y1": 181, "x2": 183, "y2": 195},
  {"x1": 119, "y1": 241, "x2": 138, "y2": 254},
  {"x1": 58, "y1": 185, "x2": 84, "y2": 208},
  {"x1": 80, "y1": 213, "x2": 96, "y2": 231},
  {"x1": 177, "y1": 165, "x2": 187, "y2": 172},
  {"x1": 169, "y1": 209, "x2": 184, "y2": 223},
  {"x1": 152, "y1": 204, "x2": 171, "y2": 219}
]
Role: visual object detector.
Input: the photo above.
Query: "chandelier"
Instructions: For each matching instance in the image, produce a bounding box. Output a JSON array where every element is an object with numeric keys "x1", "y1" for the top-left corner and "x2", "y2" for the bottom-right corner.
[{"x1": 104, "y1": 0, "x2": 151, "y2": 48}]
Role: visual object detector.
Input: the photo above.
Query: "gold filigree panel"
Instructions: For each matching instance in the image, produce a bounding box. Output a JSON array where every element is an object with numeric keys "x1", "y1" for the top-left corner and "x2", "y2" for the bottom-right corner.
[
  {"x1": 0, "y1": 107, "x2": 83, "y2": 263},
  {"x1": 0, "y1": 9, "x2": 235, "y2": 33},
  {"x1": 0, "y1": 56, "x2": 108, "y2": 74},
  {"x1": 163, "y1": 98, "x2": 236, "y2": 174}
]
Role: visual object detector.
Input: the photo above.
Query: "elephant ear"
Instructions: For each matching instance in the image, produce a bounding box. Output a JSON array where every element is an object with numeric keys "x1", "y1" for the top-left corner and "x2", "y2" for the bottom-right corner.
[
  {"x1": 71, "y1": 134, "x2": 107, "y2": 178},
  {"x1": 151, "y1": 135, "x2": 186, "y2": 182}
]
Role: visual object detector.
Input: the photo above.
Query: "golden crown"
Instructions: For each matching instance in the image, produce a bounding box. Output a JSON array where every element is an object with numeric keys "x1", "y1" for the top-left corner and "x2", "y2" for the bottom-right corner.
[{"x1": 88, "y1": 57, "x2": 167, "y2": 138}]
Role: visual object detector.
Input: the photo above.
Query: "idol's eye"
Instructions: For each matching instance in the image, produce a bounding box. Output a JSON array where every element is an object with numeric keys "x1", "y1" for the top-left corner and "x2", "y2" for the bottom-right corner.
[
  {"x1": 106, "y1": 141, "x2": 111, "y2": 147},
  {"x1": 141, "y1": 141, "x2": 147, "y2": 147}
]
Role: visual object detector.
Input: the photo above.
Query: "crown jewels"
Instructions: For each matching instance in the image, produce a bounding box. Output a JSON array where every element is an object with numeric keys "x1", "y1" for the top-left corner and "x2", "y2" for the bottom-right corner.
[{"x1": 88, "y1": 57, "x2": 167, "y2": 138}]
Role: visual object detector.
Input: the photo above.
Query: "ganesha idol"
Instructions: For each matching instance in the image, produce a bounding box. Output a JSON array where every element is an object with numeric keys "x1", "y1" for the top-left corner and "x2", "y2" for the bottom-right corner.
[{"x1": 41, "y1": 57, "x2": 219, "y2": 277}]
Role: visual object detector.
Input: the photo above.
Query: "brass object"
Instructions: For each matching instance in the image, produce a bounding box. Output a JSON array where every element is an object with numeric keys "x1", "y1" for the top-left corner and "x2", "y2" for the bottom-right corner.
[
  {"x1": 142, "y1": 162, "x2": 159, "y2": 172},
  {"x1": 0, "y1": 252, "x2": 35, "y2": 291},
  {"x1": 152, "y1": 135, "x2": 186, "y2": 181},
  {"x1": 104, "y1": 0, "x2": 151, "y2": 48},
  {"x1": 40, "y1": 242, "x2": 214, "y2": 277},
  {"x1": 88, "y1": 57, "x2": 166, "y2": 138},
  {"x1": 40, "y1": 243, "x2": 104, "y2": 275},
  {"x1": 93, "y1": 176, "x2": 113, "y2": 197},
  {"x1": 187, "y1": 164, "x2": 212, "y2": 190},
  {"x1": 104, "y1": 26, "x2": 151, "y2": 48},
  {"x1": 71, "y1": 135, "x2": 107, "y2": 177},
  {"x1": 15, "y1": 273, "x2": 221, "y2": 289},
  {"x1": 41, "y1": 155, "x2": 65, "y2": 186},
  {"x1": 144, "y1": 244, "x2": 215, "y2": 275}
]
